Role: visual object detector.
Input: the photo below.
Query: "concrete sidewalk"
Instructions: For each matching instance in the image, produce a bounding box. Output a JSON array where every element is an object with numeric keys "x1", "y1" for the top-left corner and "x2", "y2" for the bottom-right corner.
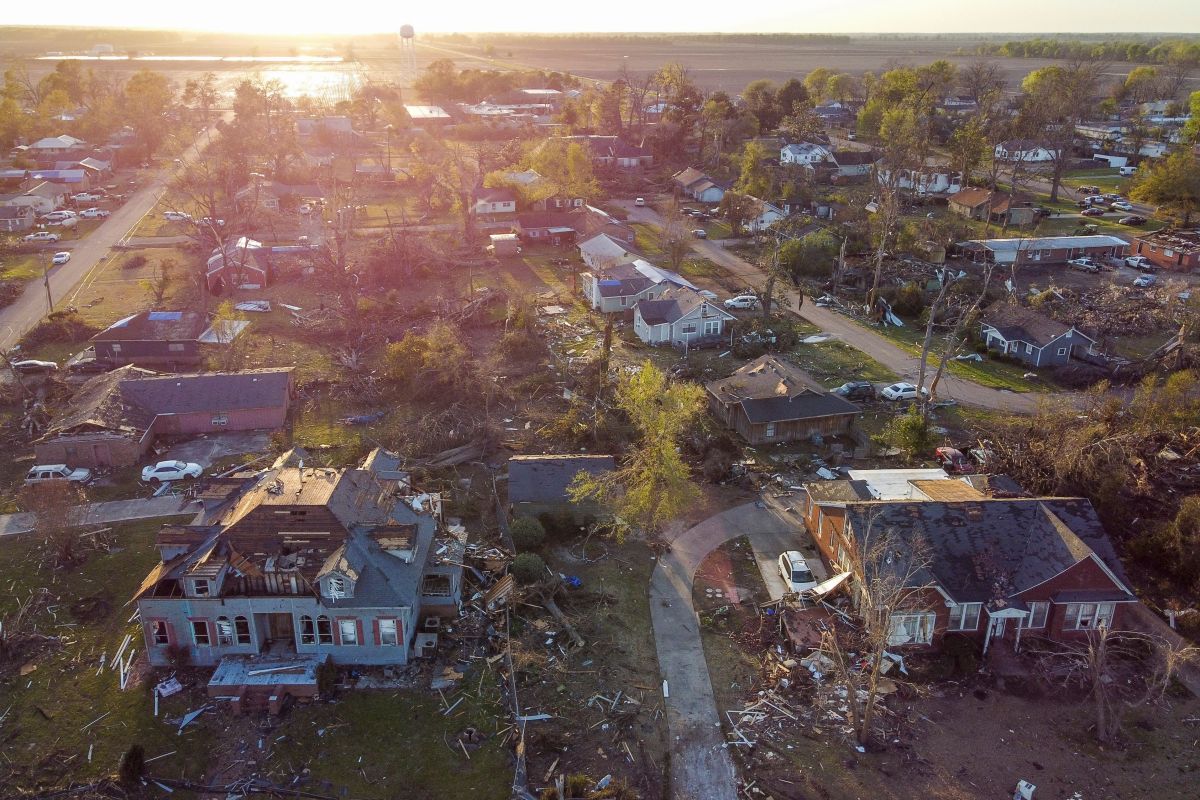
[{"x1": 0, "y1": 495, "x2": 202, "y2": 537}]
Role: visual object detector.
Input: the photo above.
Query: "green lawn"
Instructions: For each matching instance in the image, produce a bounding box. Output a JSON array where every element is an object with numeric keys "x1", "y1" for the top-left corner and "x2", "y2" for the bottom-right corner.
[
  {"x1": 875, "y1": 323, "x2": 1046, "y2": 392},
  {"x1": 270, "y1": 686, "x2": 511, "y2": 800},
  {"x1": 1, "y1": 253, "x2": 42, "y2": 281},
  {"x1": 0, "y1": 519, "x2": 213, "y2": 793},
  {"x1": 1064, "y1": 168, "x2": 1131, "y2": 192}
]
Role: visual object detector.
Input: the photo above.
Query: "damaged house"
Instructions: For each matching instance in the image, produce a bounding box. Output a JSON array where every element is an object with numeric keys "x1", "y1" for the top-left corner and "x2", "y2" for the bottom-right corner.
[
  {"x1": 706, "y1": 355, "x2": 861, "y2": 445},
  {"x1": 35, "y1": 366, "x2": 294, "y2": 468},
  {"x1": 133, "y1": 449, "x2": 463, "y2": 709},
  {"x1": 797, "y1": 472, "x2": 1135, "y2": 653}
]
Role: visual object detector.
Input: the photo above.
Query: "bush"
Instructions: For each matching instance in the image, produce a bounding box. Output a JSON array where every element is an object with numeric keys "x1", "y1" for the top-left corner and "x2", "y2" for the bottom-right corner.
[
  {"x1": 0, "y1": 280, "x2": 22, "y2": 310},
  {"x1": 122, "y1": 254, "x2": 148, "y2": 271},
  {"x1": 538, "y1": 510, "x2": 579, "y2": 541},
  {"x1": 890, "y1": 282, "x2": 927, "y2": 318},
  {"x1": 875, "y1": 404, "x2": 936, "y2": 459},
  {"x1": 511, "y1": 516, "x2": 546, "y2": 550},
  {"x1": 512, "y1": 552, "x2": 547, "y2": 585},
  {"x1": 20, "y1": 310, "x2": 100, "y2": 348}
]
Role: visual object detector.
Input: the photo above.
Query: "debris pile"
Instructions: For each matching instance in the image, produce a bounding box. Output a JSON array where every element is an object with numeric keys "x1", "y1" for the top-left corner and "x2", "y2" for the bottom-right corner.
[{"x1": 1028, "y1": 282, "x2": 1188, "y2": 338}]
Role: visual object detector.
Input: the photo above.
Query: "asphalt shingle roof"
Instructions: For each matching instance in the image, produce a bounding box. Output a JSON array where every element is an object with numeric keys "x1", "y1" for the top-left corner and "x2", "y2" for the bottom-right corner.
[
  {"x1": 508, "y1": 455, "x2": 615, "y2": 505},
  {"x1": 981, "y1": 301, "x2": 1086, "y2": 347}
]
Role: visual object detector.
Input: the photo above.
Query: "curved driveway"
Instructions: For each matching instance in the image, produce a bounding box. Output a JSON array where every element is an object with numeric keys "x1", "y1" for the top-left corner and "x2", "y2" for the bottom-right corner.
[{"x1": 649, "y1": 501, "x2": 800, "y2": 800}]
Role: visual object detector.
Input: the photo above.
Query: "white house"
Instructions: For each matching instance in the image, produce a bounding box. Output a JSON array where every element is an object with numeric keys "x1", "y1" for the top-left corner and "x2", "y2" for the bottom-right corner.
[
  {"x1": 994, "y1": 139, "x2": 1060, "y2": 163},
  {"x1": 577, "y1": 232, "x2": 639, "y2": 269},
  {"x1": 672, "y1": 167, "x2": 727, "y2": 204},
  {"x1": 633, "y1": 286, "x2": 736, "y2": 348},
  {"x1": 780, "y1": 142, "x2": 831, "y2": 166},
  {"x1": 6, "y1": 182, "x2": 66, "y2": 214},
  {"x1": 746, "y1": 196, "x2": 786, "y2": 232},
  {"x1": 877, "y1": 168, "x2": 963, "y2": 196},
  {"x1": 28, "y1": 135, "x2": 85, "y2": 155},
  {"x1": 582, "y1": 259, "x2": 699, "y2": 313},
  {"x1": 472, "y1": 187, "x2": 517, "y2": 216}
]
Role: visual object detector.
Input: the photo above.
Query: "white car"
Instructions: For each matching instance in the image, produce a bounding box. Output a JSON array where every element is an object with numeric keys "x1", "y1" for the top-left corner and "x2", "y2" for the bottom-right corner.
[
  {"x1": 72, "y1": 192, "x2": 102, "y2": 202},
  {"x1": 163, "y1": 211, "x2": 193, "y2": 222},
  {"x1": 299, "y1": 203, "x2": 313, "y2": 215},
  {"x1": 1084, "y1": 195, "x2": 1107, "y2": 206},
  {"x1": 778, "y1": 551, "x2": 818, "y2": 594},
  {"x1": 141, "y1": 460, "x2": 204, "y2": 483},
  {"x1": 1133, "y1": 274, "x2": 1157, "y2": 288},
  {"x1": 723, "y1": 294, "x2": 760, "y2": 310},
  {"x1": 23, "y1": 231, "x2": 60, "y2": 242},
  {"x1": 10, "y1": 359, "x2": 59, "y2": 373},
  {"x1": 80, "y1": 207, "x2": 110, "y2": 218},
  {"x1": 880, "y1": 382, "x2": 929, "y2": 401},
  {"x1": 43, "y1": 210, "x2": 77, "y2": 221},
  {"x1": 634, "y1": 197, "x2": 646, "y2": 207},
  {"x1": 1110, "y1": 200, "x2": 1134, "y2": 212},
  {"x1": 24, "y1": 464, "x2": 92, "y2": 484},
  {"x1": 1125, "y1": 256, "x2": 1156, "y2": 271},
  {"x1": 51, "y1": 251, "x2": 70, "y2": 265},
  {"x1": 1067, "y1": 257, "x2": 1099, "y2": 273}
]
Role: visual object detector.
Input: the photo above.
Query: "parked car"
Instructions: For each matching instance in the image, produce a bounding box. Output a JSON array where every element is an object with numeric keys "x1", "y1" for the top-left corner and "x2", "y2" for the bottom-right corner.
[
  {"x1": 1067, "y1": 257, "x2": 1100, "y2": 273},
  {"x1": 80, "y1": 207, "x2": 110, "y2": 218},
  {"x1": 692, "y1": 229, "x2": 707, "y2": 239},
  {"x1": 1084, "y1": 195, "x2": 1107, "y2": 205},
  {"x1": 1110, "y1": 200, "x2": 1134, "y2": 212},
  {"x1": 1102, "y1": 193, "x2": 1124, "y2": 202},
  {"x1": 936, "y1": 446, "x2": 971, "y2": 474},
  {"x1": 1119, "y1": 166, "x2": 1138, "y2": 176},
  {"x1": 634, "y1": 197, "x2": 646, "y2": 207},
  {"x1": 880, "y1": 382, "x2": 928, "y2": 401},
  {"x1": 1125, "y1": 255, "x2": 1156, "y2": 271},
  {"x1": 23, "y1": 231, "x2": 60, "y2": 242},
  {"x1": 1077, "y1": 185, "x2": 1100, "y2": 195},
  {"x1": 1081, "y1": 207, "x2": 1106, "y2": 217},
  {"x1": 43, "y1": 210, "x2": 77, "y2": 221},
  {"x1": 832, "y1": 381, "x2": 875, "y2": 401},
  {"x1": 199, "y1": 217, "x2": 226, "y2": 227},
  {"x1": 72, "y1": 192, "x2": 103, "y2": 203},
  {"x1": 141, "y1": 460, "x2": 204, "y2": 483},
  {"x1": 51, "y1": 251, "x2": 70, "y2": 265},
  {"x1": 163, "y1": 211, "x2": 192, "y2": 222},
  {"x1": 1119, "y1": 215, "x2": 1147, "y2": 226},
  {"x1": 778, "y1": 551, "x2": 819, "y2": 594},
  {"x1": 49, "y1": 217, "x2": 78, "y2": 228},
  {"x1": 24, "y1": 464, "x2": 92, "y2": 485},
  {"x1": 298, "y1": 203, "x2": 313, "y2": 215},
  {"x1": 68, "y1": 357, "x2": 115, "y2": 374},
  {"x1": 1133, "y1": 275, "x2": 1157, "y2": 288},
  {"x1": 10, "y1": 359, "x2": 58, "y2": 373},
  {"x1": 723, "y1": 294, "x2": 760, "y2": 310}
]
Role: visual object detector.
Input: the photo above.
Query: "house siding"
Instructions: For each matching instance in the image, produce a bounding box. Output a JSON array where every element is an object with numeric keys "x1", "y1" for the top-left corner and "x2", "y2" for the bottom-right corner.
[
  {"x1": 35, "y1": 432, "x2": 145, "y2": 468},
  {"x1": 1131, "y1": 239, "x2": 1200, "y2": 272},
  {"x1": 713, "y1": 399, "x2": 856, "y2": 445},
  {"x1": 93, "y1": 339, "x2": 202, "y2": 368}
]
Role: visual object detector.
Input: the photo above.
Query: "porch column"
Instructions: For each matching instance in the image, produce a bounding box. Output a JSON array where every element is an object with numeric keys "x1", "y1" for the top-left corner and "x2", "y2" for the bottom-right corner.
[
  {"x1": 982, "y1": 617, "x2": 993, "y2": 656},
  {"x1": 1014, "y1": 618, "x2": 1024, "y2": 653}
]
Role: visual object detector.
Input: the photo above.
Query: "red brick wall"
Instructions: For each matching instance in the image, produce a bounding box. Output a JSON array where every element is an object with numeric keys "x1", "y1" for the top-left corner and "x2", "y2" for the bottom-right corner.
[
  {"x1": 35, "y1": 434, "x2": 144, "y2": 468},
  {"x1": 1132, "y1": 239, "x2": 1200, "y2": 272}
]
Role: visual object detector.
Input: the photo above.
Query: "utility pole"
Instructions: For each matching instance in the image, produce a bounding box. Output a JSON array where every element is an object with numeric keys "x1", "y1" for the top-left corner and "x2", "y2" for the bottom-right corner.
[{"x1": 41, "y1": 250, "x2": 53, "y2": 312}]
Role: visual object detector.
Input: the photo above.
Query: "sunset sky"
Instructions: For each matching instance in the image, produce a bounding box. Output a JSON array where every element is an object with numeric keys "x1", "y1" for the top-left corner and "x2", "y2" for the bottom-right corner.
[{"x1": 1, "y1": 0, "x2": 1197, "y2": 36}]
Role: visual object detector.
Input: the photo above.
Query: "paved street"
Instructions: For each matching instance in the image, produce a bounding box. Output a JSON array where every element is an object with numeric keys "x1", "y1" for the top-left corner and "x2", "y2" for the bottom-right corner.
[
  {"x1": 618, "y1": 202, "x2": 1045, "y2": 413},
  {"x1": 649, "y1": 500, "x2": 803, "y2": 799},
  {"x1": 0, "y1": 125, "x2": 219, "y2": 351},
  {"x1": 0, "y1": 495, "x2": 202, "y2": 537}
]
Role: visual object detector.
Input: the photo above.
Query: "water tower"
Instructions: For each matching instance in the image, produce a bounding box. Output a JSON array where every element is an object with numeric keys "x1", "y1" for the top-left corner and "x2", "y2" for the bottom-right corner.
[{"x1": 399, "y1": 24, "x2": 416, "y2": 73}]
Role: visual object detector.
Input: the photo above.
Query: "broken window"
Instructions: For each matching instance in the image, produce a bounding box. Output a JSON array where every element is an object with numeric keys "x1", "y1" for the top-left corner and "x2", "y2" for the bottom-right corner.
[
  {"x1": 191, "y1": 619, "x2": 211, "y2": 647},
  {"x1": 1065, "y1": 602, "x2": 1115, "y2": 630},
  {"x1": 948, "y1": 602, "x2": 981, "y2": 632},
  {"x1": 150, "y1": 620, "x2": 170, "y2": 646},
  {"x1": 192, "y1": 579, "x2": 211, "y2": 597},
  {"x1": 234, "y1": 616, "x2": 252, "y2": 645},
  {"x1": 316, "y1": 616, "x2": 334, "y2": 645},
  {"x1": 887, "y1": 612, "x2": 935, "y2": 645},
  {"x1": 1024, "y1": 602, "x2": 1049, "y2": 629},
  {"x1": 299, "y1": 615, "x2": 316, "y2": 645},
  {"x1": 327, "y1": 577, "x2": 345, "y2": 600},
  {"x1": 379, "y1": 618, "x2": 399, "y2": 646},
  {"x1": 339, "y1": 619, "x2": 358, "y2": 646},
  {"x1": 215, "y1": 616, "x2": 234, "y2": 646}
]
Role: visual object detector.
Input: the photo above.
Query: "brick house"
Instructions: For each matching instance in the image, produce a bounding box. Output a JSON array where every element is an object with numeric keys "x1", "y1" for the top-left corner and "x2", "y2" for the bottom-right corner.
[
  {"x1": 35, "y1": 366, "x2": 294, "y2": 468},
  {"x1": 706, "y1": 355, "x2": 861, "y2": 445},
  {"x1": 132, "y1": 449, "x2": 463, "y2": 708},
  {"x1": 1129, "y1": 230, "x2": 1200, "y2": 272},
  {"x1": 956, "y1": 235, "x2": 1128, "y2": 266},
  {"x1": 796, "y1": 473, "x2": 1135, "y2": 653},
  {"x1": 90, "y1": 310, "x2": 218, "y2": 368}
]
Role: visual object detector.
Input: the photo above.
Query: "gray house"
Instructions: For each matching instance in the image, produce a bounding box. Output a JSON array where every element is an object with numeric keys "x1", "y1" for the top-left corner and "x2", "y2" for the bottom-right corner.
[
  {"x1": 633, "y1": 286, "x2": 736, "y2": 348},
  {"x1": 508, "y1": 454, "x2": 615, "y2": 522},
  {"x1": 980, "y1": 302, "x2": 1097, "y2": 367},
  {"x1": 134, "y1": 449, "x2": 462, "y2": 705},
  {"x1": 581, "y1": 259, "x2": 699, "y2": 313}
]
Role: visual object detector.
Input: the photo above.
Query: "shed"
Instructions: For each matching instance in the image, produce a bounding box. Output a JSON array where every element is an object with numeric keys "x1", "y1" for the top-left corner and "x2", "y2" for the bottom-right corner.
[{"x1": 489, "y1": 233, "x2": 521, "y2": 257}]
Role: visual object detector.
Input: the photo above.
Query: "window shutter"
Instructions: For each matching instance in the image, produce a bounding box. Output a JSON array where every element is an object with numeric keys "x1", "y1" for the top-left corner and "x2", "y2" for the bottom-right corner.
[
  {"x1": 333, "y1": 619, "x2": 342, "y2": 646},
  {"x1": 357, "y1": 619, "x2": 365, "y2": 647},
  {"x1": 373, "y1": 618, "x2": 381, "y2": 646}
]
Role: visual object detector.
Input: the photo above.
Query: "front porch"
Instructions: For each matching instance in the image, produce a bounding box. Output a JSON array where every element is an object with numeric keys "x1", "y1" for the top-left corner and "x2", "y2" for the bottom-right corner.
[{"x1": 207, "y1": 653, "x2": 328, "y2": 715}]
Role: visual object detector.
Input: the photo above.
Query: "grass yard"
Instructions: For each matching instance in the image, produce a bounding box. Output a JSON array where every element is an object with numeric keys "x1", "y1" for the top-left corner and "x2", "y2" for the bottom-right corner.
[
  {"x1": 2, "y1": 253, "x2": 43, "y2": 282},
  {"x1": 874, "y1": 323, "x2": 1046, "y2": 393},
  {"x1": 270, "y1": 686, "x2": 511, "y2": 800},
  {"x1": 0, "y1": 519, "x2": 213, "y2": 794},
  {"x1": 1064, "y1": 168, "x2": 1131, "y2": 192}
]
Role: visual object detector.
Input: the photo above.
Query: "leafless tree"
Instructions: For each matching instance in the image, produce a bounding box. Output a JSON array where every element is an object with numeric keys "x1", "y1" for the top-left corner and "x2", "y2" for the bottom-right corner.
[
  {"x1": 19, "y1": 480, "x2": 87, "y2": 567},
  {"x1": 819, "y1": 513, "x2": 934, "y2": 746},
  {"x1": 1031, "y1": 626, "x2": 1198, "y2": 744}
]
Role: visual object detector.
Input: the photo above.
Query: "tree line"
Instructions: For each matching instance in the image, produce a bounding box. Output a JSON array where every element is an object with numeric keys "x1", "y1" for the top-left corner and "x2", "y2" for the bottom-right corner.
[{"x1": 975, "y1": 38, "x2": 1200, "y2": 66}]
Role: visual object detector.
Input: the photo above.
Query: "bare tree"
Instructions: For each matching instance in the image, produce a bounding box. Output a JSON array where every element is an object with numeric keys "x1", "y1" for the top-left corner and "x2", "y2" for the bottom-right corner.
[
  {"x1": 660, "y1": 198, "x2": 692, "y2": 273},
  {"x1": 866, "y1": 187, "x2": 900, "y2": 313},
  {"x1": 820, "y1": 513, "x2": 934, "y2": 746},
  {"x1": 19, "y1": 480, "x2": 86, "y2": 567},
  {"x1": 1032, "y1": 626, "x2": 1198, "y2": 744}
]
